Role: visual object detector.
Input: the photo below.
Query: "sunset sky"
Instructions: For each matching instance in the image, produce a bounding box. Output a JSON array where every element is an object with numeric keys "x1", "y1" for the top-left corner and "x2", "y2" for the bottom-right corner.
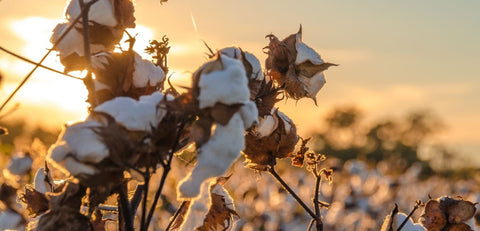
[{"x1": 0, "y1": 0, "x2": 479, "y2": 165}]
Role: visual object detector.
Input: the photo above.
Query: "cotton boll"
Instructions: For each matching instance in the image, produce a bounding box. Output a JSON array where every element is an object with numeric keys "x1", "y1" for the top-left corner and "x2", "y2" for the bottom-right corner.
[
  {"x1": 51, "y1": 23, "x2": 107, "y2": 59},
  {"x1": 47, "y1": 119, "x2": 108, "y2": 176},
  {"x1": 179, "y1": 180, "x2": 214, "y2": 231},
  {"x1": 276, "y1": 110, "x2": 293, "y2": 134},
  {"x1": 66, "y1": 0, "x2": 118, "y2": 27},
  {"x1": 5, "y1": 153, "x2": 32, "y2": 176},
  {"x1": 295, "y1": 33, "x2": 325, "y2": 66},
  {"x1": 132, "y1": 53, "x2": 165, "y2": 88},
  {"x1": 219, "y1": 47, "x2": 242, "y2": 59},
  {"x1": 178, "y1": 113, "x2": 245, "y2": 199},
  {"x1": 197, "y1": 55, "x2": 250, "y2": 109},
  {"x1": 94, "y1": 92, "x2": 166, "y2": 132},
  {"x1": 244, "y1": 52, "x2": 264, "y2": 81},
  {"x1": 256, "y1": 114, "x2": 278, "y2": 138}
]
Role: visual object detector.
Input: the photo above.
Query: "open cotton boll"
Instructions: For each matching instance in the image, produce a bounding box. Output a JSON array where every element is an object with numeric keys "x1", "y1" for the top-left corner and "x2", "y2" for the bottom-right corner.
[
  {"x1": 219, "y1": 47, "x2": 242, "y2": 59},
  {"x1": 47, "y1": 119, "x2": 108, "y2": 176},
  {"x1": 93, "y1": 92, "x2": 166, "y2": 132},
  {"x1": 256, "y1": 114, "x2": 278, "y2": 138},
  {"x1": 238, "y1": 101, "x2": 259, "y2": 129},
  {"x1": 244, "y1": 51, "x2": 264, "y2": 81},
  {"x1": 66, "y1": 0, "x2": 118, "y2": 27},
  {"x1": 178, "y1": 113, "x2": 245, "y2": 199},
  {"x1": 132, "y1": 53, "x2": 165, "y2": 88},
  {"x1": 277, "y1": 110, "x2": 293, "y2": 133},
  {"x1": 211, "y1": 184, "x2": 235, "y2": 211},
  {"x1": 298, "y1": 72, "x2": 326, "y2": 99},
  {"x1": 295, "y1": 33, "x2": 325, "y2": 65},
  {"x1": 51, "y1": 23, "x2": 106, "y2": 59},
  {"x1": 197, "y1": 55, "x2": 250, "y2": 109},
  {"x1": 179, "y1": 180, "x2": 213, "y2": 231}
]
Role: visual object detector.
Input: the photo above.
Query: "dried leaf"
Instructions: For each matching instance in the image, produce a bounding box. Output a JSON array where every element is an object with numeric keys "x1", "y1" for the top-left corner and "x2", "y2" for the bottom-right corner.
[
  {"x1": 114, "y1": 0, "x2": 136, "y2": 28},
  {"x1": 20, "y1": 186, "x2": 49, "y2": 217},
  {"x1": 209, "y1": 103, "x2": 243, "y2": 126},
  {"x1": 420, "y1": 199, "x2": 447, "y2": 231},
  {"x1": 443, "y1": 223, "x2": 474, "y2": 231}
]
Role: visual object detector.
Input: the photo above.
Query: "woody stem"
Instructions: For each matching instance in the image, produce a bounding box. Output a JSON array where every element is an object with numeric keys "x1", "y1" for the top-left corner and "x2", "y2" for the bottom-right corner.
[{"x1": 268, "y1": 167, "x2": 319, "y2": 222}]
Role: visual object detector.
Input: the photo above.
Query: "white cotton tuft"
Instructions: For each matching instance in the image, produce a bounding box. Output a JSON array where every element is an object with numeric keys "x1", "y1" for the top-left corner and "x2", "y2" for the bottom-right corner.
[
  {"x1": 132, "y1": 53, "x2": 165, "y2": 88},
  {"x1": 197, "y1": 55, "x2": 250, "y2": 109},
  {"x1": 381, "y1": 212, "x2": 426, "y2": 231},
  {"x1": 219, "y1": 47, "x2": 264, "y2": 81},
  {"x1": 47, "y1": 119, "x2": 108, "y2": 176},
  {"x1": 256, "y1": 114, "x2": 278, "y2": 138},
  {"x1": 238, "y1": 101, "x2": 259, "y2": 129},
  {"x1": 94, "y1": 92, "x2": 167, "y2": 132},
  {"x1": 6, "y1": 153, "x2": 32, "y2": 176},
  {"x1": 178, "y1": 113, "x2": 245, "y2": 199},
  {"x1": 179, "y1": 180, "x2": 214, "y2": 231},
  {"x1": 298, "y1": 72, "x2": 326, "y2": 99},
  {"x1": 51, "y1": 23, "x2": 106, "y2": 60},
  {"x1": 0, "y1": 210, "x2": 24, "y2": 231},
  {"x1": 295, "y1": 32, "x2": 325, "y2": 66},
  {"x1": 33, "y1": 168, "x2": 50, "y2": 194},
  {"x1": 277, "y1": 110, "x2": 293, "y2": 133},
  {"x1": 244, "y1": 52, "x2": 264, "y2": 80},
  {"x1": 66, "y1": 0, "x2": 118, "y2": 27}
]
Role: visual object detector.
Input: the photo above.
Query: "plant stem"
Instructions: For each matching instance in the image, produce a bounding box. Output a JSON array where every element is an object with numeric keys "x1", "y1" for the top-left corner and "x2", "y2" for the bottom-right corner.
[
  {"x1": 313, "y1": 171, "x2": 324, "y2": 231},
  {"x1": 165, "y1": 201, "x2": 187, "y2": 231},
  {"x1": 78, "y1": 0, "x2": 98, "y2": 106},
  {"x1": 144, "y1": 121, "x2": 186, "y2": 230},
  {"x1": 268, "y1": 167, "x2": 318, "y2": 221},
  {"x1": 118, "y1": 184, "x2": 134, "y2": 231},
  {"x1": 397, "y1": 202, "x2": 421, "y2": 231},
  {"x1": 140, "y1": 175, "x2": 150, "y2": 231},
  {"x1": 0, "y1": 0, "x2": 99, "y2": 112},
  {"x1": 130, "y1": 184, "x2": 145, "y2": 215}
]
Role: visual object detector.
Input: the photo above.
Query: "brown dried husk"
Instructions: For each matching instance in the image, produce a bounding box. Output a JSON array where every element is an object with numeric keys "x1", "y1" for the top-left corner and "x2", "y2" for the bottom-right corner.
[
  {"x1": 443, "y1": 223, "x2": 474, "y2": 231},
  {"x1": 420, "y1": 199, "x2": 447, "y2": 231},
  {"x1": 20, "y1": 186, "x2": 49, "y2": 217},
  {"x1": 243, "y1": 110, "x2": 299, "y2": 170}
]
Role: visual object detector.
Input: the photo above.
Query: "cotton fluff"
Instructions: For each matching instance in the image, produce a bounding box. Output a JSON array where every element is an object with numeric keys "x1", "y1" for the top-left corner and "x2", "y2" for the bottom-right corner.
[
  {"x1": 197, "y1": 55, "x2": 250, "y2": 109},
  {"x1": 132, "y1": 53, "x2": 165, "y2": 88},
  {"x1": 33, "y1": 168, "x2": 50, "y2": 194},
  {"x1": 5, "y1": 153, "x2": 32, "y2": 175},
  {"x1": 0, "y1": 210, "x2": 24, "y2": 231},
  {"x1": 238, "y1": 101, "x2": 259, "y2": 129},
  {"x1": 219, "y1": 47, "x2": 264, "y2": 81},
  {"x1": 256, "y1": 114, "x2": 278, "y2": 138},
  {"x1": 48, "y1": 118, "x2": 108, "y2": 176},
  {"x1": 94, "y1": 92, "x2": 166, "y2": 132},
  {"x1": 65, "y1": 0, "x2": 118, "y2": 27},
  {"x1": 179, "y1": 180, "x2": 213, "y2": 231},
  {"x1": 294, "y1": 32, "x2": 327, "y2": 99},
  {"x1": 51, "y1": 23, "x2": 106, "y2": 59},
  {"x1": 178, "y1": 113, "x2": 247, "y2": 199},
  {"x1": 381, "y1": 212, "x2": 426, "y2": 231}
]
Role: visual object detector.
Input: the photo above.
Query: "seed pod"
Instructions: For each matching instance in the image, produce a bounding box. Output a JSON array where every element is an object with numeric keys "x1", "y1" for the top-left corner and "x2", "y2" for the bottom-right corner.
[
  {"x1": 420, "y1": 199, "x2": 447, "y2": 231},
  {"x1": 438, "y1": 197, "x2": 477, "y2": 224},
  {"x1": 265, "y1": 26, "x2": 337, "y2": 104},
  {"x1": 243, "y1": 109, "x2": 299, "y2": 170}
]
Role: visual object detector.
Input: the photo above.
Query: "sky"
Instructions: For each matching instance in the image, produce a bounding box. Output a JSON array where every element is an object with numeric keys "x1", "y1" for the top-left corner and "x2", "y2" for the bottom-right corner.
[{"x1": 0, "y1": 0, "x2": 479, "y2": 165}]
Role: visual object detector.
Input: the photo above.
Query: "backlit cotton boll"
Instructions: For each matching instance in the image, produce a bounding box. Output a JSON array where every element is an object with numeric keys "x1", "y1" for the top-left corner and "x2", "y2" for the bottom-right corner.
[
  {"x1": 243, "y1": 109, "x2": 299, "y2": 171},
  {"x1": 47, "y1": 118, "x2": 108, "y2": 176},
  {"x1": 93, "y1": 92, "x2": 167, "y2": 132},
  {"x1": 195, "y1": 55, "x2": 250, "y2": 109},
  {"x1": 66, "y1": 0, "x2": 117, "y2": 27},
  {"x1": 132, "y1": 53, "x2": 166, "y2": 88},
  {"x1": 265, "y1": 26, "x2": 337, "y2": 104}
]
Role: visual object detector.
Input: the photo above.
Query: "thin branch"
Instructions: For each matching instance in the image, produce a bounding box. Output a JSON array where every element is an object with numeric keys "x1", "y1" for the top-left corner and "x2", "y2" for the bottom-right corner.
[
  {"x1": 140, "y1": 174, "x2": 150, "y2": 231},
  {"x1": 0, "y1": 46, "x2": 82, "y2": 80},
  {"x1": 118, "y1": 184, "x2": 134, "y2": 231},
  {"x1": 78, "y1": 0, "x2": 98, "y2": 106},
  {"x1": 397, "y1": 201, "x2": 422, "y2": 231},
  {"x1": 165, "y1": 201, "x2": 187, "y2": 231},
  {"x1": 269, "y1": 167, "x2": 318, "y2": 221},
  {"x1": 145, "y1": 121, "x2": 186, "y2": 230},
  {"x1": 313, "y1": 168, "x2": 324, "y2": 231},
  {"x1": 129, "y1": 184, "x2": 145, "y2": 215},
  {"x1": 0, "y1": 0, "x2": 99, "y2": 112}
]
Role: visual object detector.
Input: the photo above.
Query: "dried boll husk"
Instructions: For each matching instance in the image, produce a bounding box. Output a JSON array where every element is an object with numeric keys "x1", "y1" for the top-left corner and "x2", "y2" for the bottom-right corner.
[
  {"x1": 264, "y1": 26, "x2": 337, "y2": 104},
  {"x1": 38, "y1": 182, "x2": 92, "y2": 231},
  {"x1": 443, "y1": 223, "x2": 474, "y2": 231},
  {"x1": 438, "y1": 196, "x2": 477, "y2": 224},
  {"x1": 243, "y1": 109, "x2": 299, "y2": 170},
  {"x1": 254, "y1": 79, "x2": 283, "y2": 117},
  {"x1": 19, "y1": 186, "x2": 49, "y2": 217},
  {"x1": 89, "y1": 51, "x2": 165, "y2": 107},
  {"x1": 420, "y1": 199, "x2": 447, "y2": 231}
]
